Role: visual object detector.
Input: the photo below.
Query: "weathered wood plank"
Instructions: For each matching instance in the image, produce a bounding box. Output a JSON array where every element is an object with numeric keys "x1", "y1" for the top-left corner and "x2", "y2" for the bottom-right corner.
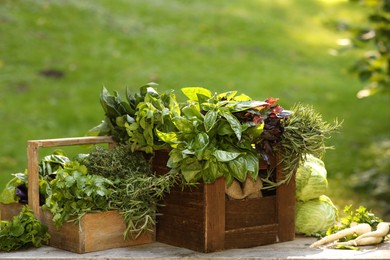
[
  {"x1": 204, "y1": 177, "x2": 225, "y2": 252},
  {"x1": 276, "y1": 155, "x2": 296, "y2": 242},
  {"x1": 0, "y1": 203, "x2": 23, "y2": 220},
  {"x1": 224, "y1": 224, "x2": 278, "y2": 249},
  {"x1": 225, "y1": 196, "x2": 277, "y2": 230}
]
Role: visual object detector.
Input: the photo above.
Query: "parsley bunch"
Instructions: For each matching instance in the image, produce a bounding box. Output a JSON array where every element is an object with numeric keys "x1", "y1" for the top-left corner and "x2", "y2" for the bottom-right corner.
[{"x1": 0, "y1": 206, "x2": 50, "y2": 251}]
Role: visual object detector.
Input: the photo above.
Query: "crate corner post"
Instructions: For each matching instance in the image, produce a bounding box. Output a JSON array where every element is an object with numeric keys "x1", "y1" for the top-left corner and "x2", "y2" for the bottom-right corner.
[{"x1": 27, "y1": 140, "x2": 41, "y2": 220}]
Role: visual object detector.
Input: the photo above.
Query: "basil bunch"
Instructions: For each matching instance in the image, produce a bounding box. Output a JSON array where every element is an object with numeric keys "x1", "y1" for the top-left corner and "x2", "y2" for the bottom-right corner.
[
  {"x1": 157, "y1": 87, "x2": 285, "y2": 186},
  {"x1": 92, "y1": 84, "x2": 291, "y2": 187}
]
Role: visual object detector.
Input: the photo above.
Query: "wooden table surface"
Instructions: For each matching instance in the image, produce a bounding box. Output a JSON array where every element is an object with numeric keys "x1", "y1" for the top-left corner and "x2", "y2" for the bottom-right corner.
[{"x1": 0, "y1": 236, "x2": 389, "y2": 260}]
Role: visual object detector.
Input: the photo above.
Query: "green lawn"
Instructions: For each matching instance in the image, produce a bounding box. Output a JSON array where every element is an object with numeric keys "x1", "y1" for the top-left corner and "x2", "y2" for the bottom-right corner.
[{"x1": 1, "y1": 0, "x2": 389, "y2": 218}]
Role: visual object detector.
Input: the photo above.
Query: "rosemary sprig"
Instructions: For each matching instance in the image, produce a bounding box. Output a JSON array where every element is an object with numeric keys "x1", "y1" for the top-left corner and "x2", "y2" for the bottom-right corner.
[
  {"x1": 84, "y1": 145, "x2": 178, "y2": 238},
  {"x1": 264, "y1": 103, "x2": 341, "y2": 188}
]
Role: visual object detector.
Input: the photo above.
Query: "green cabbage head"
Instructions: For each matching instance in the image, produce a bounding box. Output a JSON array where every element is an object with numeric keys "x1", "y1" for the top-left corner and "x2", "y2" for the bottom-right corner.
[
  {"x1": 296, "y1": 154, "x2": 328, "y2": 202},
  {"x1": 295, "y1": 195, "x2": 338, "y2": 236}
]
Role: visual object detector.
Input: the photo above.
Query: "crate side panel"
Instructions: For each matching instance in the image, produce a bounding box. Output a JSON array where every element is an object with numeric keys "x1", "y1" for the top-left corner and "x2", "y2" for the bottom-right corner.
[
  {"x1": 224, "y1": 224, "x2": 278, "y2": 249},
  {"x1": 0, "y1": 203, "x2": 23, "y2": 220},
  {"x1": 82, "y1": 211, "x2": 154, "y2": 253},
  {"x1": 156, "y1": 182, "x2": 206, "y2": 252},
  {"x1": 157, "y1": 212, "x2": 205, "y2": 252},
  {"x1": 225, "y1": 196, "x2": 277, "y2": 230},
  {"x1": 42, "y1": 210, "x2": 83, "y2": 253}
]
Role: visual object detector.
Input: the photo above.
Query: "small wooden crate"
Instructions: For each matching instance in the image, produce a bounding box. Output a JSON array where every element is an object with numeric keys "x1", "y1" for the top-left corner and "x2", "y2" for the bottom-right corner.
[
  {"x1": 1, "y1": 136, "x2": 154, "y2": 253},
  {"x1": 152, "y1": 150, "x2": 296, "y2": 253},
  {"x1": 0, "y1": 203, "x2": 153, "y2": 253}
]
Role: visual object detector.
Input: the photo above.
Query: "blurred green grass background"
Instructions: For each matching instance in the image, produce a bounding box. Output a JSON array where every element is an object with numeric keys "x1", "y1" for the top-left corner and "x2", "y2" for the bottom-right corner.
[{"x1": 1, "y1": 0, "x2": 389, "y2": 217}]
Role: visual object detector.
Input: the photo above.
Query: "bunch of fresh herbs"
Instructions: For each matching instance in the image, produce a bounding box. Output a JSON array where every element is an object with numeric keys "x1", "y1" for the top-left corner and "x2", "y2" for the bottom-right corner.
[
  {"x1": 0, "y1": 206, "x2": 50, "y2": 252},
  {"x1": 91, "y1": 83, "x2": 339, "y2": 189},
  {"x1": 89, "y1": 83, "x2": 179, "y2": 153},
  {"x1": 43, "y1": 161, "x2": 113, "y2": 228},
  {"x1": 83, "y1": 144, "x2": 178, "y2": 238},
  {"x1": 157, "y1": 87, "x2": 289, "y2": 186},
  {"x1": 265, "y1": 103, "x2": 341, "y2": 188}
]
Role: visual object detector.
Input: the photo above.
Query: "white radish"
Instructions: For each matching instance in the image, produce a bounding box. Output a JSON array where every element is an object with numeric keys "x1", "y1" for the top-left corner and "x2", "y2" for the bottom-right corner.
[
  {"x1": 332, "y1": 236, "x2": 383, "y2": 247},
  {"x1": 354, "y1": 222, "x2": 389, "y2": 242},
  {"x1": 310, "y1": 223, "x2": 372, "y2": 248}
]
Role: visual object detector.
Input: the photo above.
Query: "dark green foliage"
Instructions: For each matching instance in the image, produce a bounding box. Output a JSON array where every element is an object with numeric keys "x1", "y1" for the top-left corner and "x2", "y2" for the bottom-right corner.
[
  {"x1": 272, "y1": 104, "x2": 341, "y2": 187},
  {"x1": 89, "y1": 84, "x2": 179, "y2": 153},
  {"x1": 83, "y1": 145, "x2": 151, "y2": 179},
  {"x1": 43, "y1": 161, "x2": 113, "y2": 228},
  {"x1": 344, "y1": 0, "x2": 390, "y2": 97},
  {"x1": 84, "y1": 145, "x2": 178, "y2": 238},
  {"x1": 157, "y1": 87, "x2": 290, "y2": 187},
  {"x1": 0, "y1": 206, "x2": 50, "y2": 252},
  {"x1": 351, "y1": 139, "x2": 390, "y2": 217}
]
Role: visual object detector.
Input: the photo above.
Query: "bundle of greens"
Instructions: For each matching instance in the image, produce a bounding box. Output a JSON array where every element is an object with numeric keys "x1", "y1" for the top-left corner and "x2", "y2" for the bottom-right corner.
[
  {"x1": 269, "y1": 104, "x2": 341, "y2": 187},
  {"x1": 83, "y1": 144, "x2": 178, "y2": 238},
  {"x1": 157, "y1": 88, "x2": 290, "y2": 186},
  {"x1": 89, "y1": 83, "x2": 179, "y2": 153},
  {"x1": 0, "y1": 206, "x2": 50, "y2": 252},
  {"x1": 43, "y1": 160, "x2": 113, "y2": 228},
  {"x1": 90, "y1": 84, "x2": 339, "y2": 189},
  {"x1": 1, "y1": 145, "x2": 177, "y2": 239}
]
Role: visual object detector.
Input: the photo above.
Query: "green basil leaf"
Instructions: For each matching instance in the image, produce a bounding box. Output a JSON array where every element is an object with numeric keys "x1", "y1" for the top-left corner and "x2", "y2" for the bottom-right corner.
[
  {"x1": 228, "y1": 156, "x2": 247, "y2": 182},
  {"x1": 221, "y1": 112, "x2": 242, "y2": 140},
  {"x1": 181, "y1": 87, "x2": 212, "y2": 101},
  {"x1": 213, "y1": 150, "x2": 241, "y2": 162},
  {"x1": 167, "y1": 149, "x2": 183, "y2": 168},
  {"x1": 202, "y1": 160, "x2": 222, "y2": 183},
  {"x1": 217, "y1": 121, "x2": 235, "y2": 136},
  {"x1": 232, "y1": 93, "x2": 252, "y2": 101},
  {"x1": 173, "y1": 116, "x2": 194, "y2": 133},
  {"x1": 156, "y1": 129, "x2": 179, "y2": 145},
  {"x1": 87, "y1": 120, "x2": 110, "y2": 136},
  {"x1": 180, "y1": 158, "x2": 202, "y2": 183},
  {"x1": 182, "y1": 104, "x2": 203, "y2": 120},
  {"x1": 197, "y1": 93, "x2": 211, "y2": 104},
  {"x1": 204, "y1": 110, "x2": 218, "y2": 132},
  {"x1": 216, "y1": 91, "x2": 237, "y2": 101},
  {"x1": 231, "y1": 101, "x2": 268, "y2": 112},
  {"x1": 225, "y1": 172, "x2": 234, "y2": 187},
  {"x1": 244, "y1": 151, "x2": 260, "y2": 178}
]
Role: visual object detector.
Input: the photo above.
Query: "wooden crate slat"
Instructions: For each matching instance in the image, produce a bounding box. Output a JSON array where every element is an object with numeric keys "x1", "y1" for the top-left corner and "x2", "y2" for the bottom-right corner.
[
  {"x1": 276, "y1": 155, "x2": 296, "y2": 243},
  {"x1": 224, "y1": 224, "x2": 278, "y2": 249},
  {"x1": 225, "y1": 196, "x2": 277, "y2": 230}
]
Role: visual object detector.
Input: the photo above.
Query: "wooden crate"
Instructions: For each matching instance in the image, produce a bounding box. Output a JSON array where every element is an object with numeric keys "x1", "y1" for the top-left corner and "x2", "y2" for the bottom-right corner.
[
  {"x1": 0, "y1": 203, "x2": 153, "y2": 253},
  {"x1": 0, "y1": 136, "x2": 154, "y2": 253},
  {"x1": 152, "y1": 149, "x2": 296, "y2": 253}
]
